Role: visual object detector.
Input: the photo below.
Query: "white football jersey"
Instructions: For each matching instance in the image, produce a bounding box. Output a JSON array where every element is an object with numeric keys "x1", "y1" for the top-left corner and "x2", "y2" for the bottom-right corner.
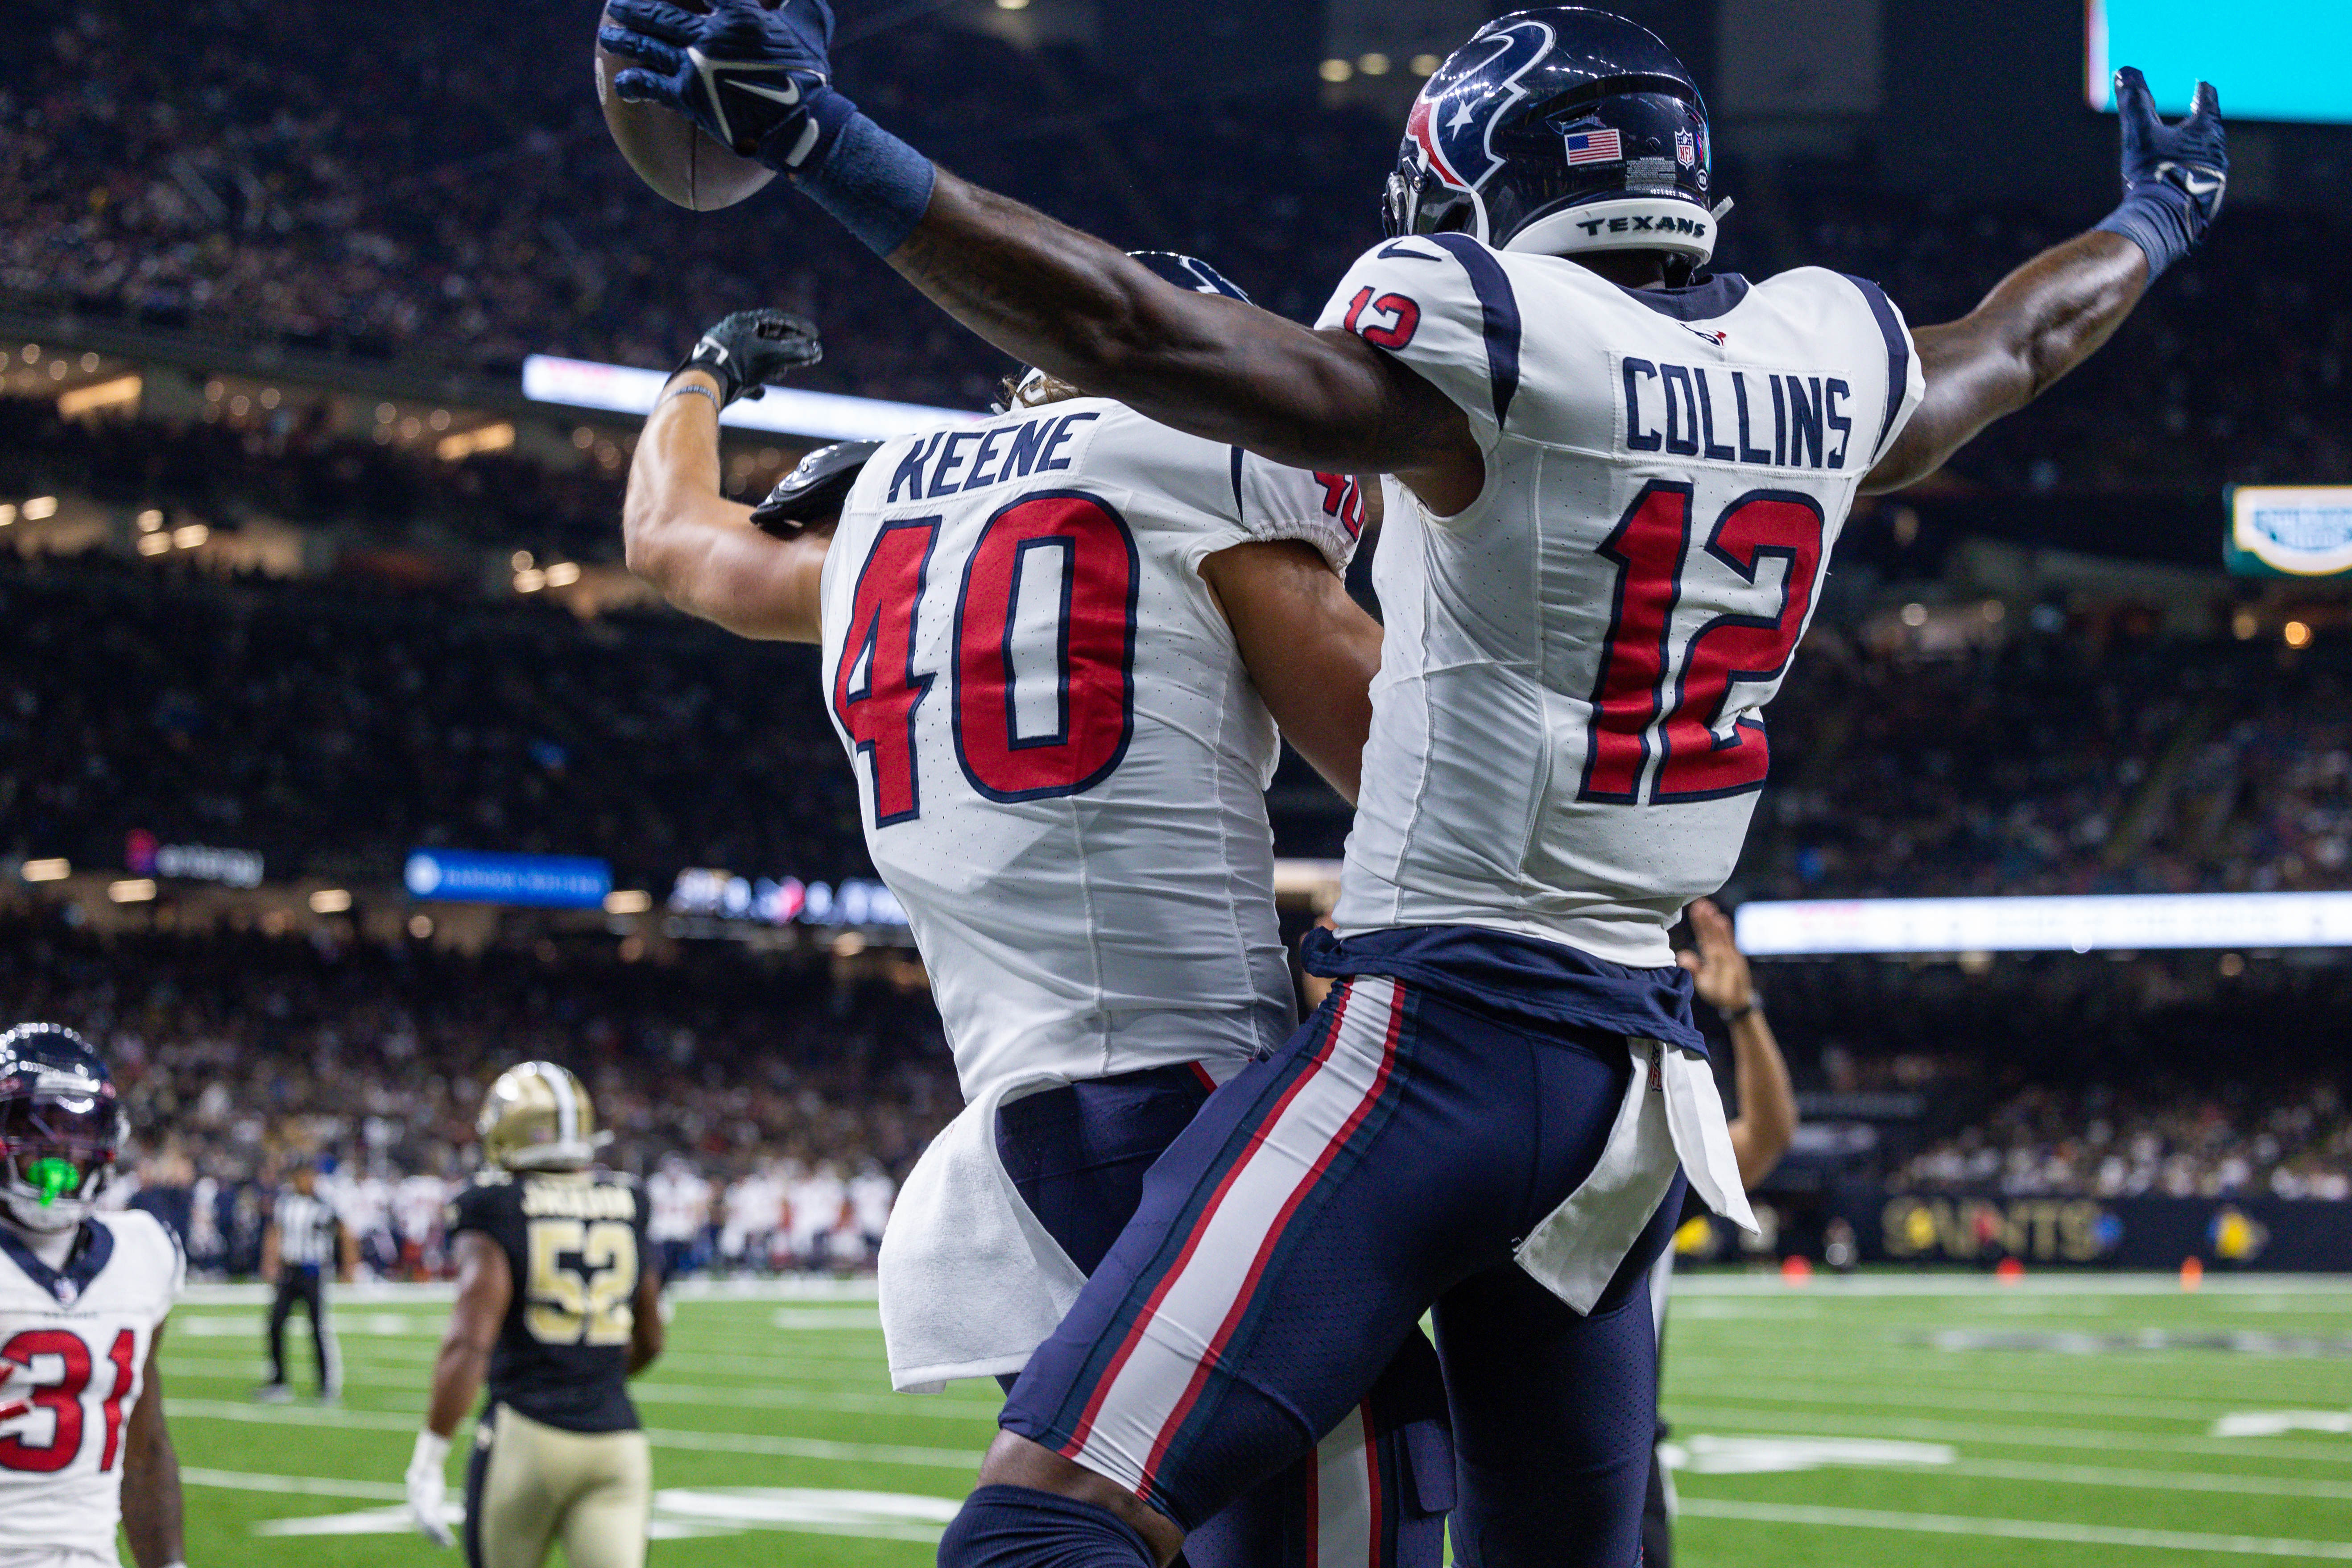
[
  {"x1": 0, "y1": 1212, "x2": 182, "y2": 1568},
  {"x1": 646, "y1": 1170, "x2": 711, "y2": 1242},
  {"x1": 1314, "y1": 237, "x2": 1923, "y2": 967},
  {"x1": 822, "y1": 398, "x2": 1364, "y2": 1100}
]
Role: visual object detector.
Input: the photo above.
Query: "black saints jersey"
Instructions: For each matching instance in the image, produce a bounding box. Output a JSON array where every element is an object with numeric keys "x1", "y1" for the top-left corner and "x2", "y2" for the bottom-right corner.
[{"x1": 446, "y1": 1169, "x2": 649, "y2": 1433}]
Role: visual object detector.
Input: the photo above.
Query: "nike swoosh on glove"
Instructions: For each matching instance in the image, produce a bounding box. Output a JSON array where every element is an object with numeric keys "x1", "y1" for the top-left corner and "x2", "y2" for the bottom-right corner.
[
  {"x1": 2095, "y1": 66, "x2": 2226, "y2": 280},
  {"x1": 600, "y1": 0, "x2": 856, "y2": 173}
]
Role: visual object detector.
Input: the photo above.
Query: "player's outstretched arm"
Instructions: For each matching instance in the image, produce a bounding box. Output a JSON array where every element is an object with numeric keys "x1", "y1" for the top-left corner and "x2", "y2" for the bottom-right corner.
[
  {"x1": 1679, "y1": 898, "x2": 1796, "y2": 1187},
  {"x1": 120, "y1": 1327, "x2": 186, "y2": 1568},
  {"x1": 1203, "y1": 541, "x2": 1384, "y2": 804},
  {"x1": 598, "y1": 0, "x2": 1482, "y2": 510},
  {"x1": 889, "y1": 174, "x2": 1482, "y2": 508},
  {"x1": 406, "y1": 1230, "x2": 511, "y2": 1547},
  {"x1": 1866, "y1": 69, "x2": 2224, "y2": 495},
  {"x1": 624, "y1": 312, "x2": 834, "y2": 642}
]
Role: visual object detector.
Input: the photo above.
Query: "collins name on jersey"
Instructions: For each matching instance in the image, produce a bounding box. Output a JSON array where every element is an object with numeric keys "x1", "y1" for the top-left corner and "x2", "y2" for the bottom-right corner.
[
  {"x1": 822, "y1": 398, "x2": 1365, "y2": 1101},
  {"x1": 1316, "y1": 235, "x2": 1923, "y2": 968},
  {"x1": 0, "y1": 1210, "x2": 182, "y2": 1564}
]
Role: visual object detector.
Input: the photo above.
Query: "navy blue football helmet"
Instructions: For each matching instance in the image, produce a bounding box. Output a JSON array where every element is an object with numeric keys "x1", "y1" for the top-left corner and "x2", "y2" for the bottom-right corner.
[
  {"x1": 1383, "y1": 8, "x2": 1721, "y2": 273},
  {"x1": 0, "y1": 1023, "x2": 123, "y2": 1234}
]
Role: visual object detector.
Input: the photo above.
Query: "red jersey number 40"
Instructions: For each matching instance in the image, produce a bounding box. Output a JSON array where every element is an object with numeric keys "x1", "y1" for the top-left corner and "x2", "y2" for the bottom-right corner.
[{"x1": 833, "y1": 493, "x2": 1140, "y2": 827}]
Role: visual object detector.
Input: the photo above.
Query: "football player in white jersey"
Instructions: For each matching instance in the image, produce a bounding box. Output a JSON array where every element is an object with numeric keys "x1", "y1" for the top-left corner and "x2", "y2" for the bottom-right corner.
[
  {"x1": 0, "y1": 1025, "x2": 186, "y2": 1568},
  {"x1": 599, "y1": 3, "x2": 2228, "y2": 1563},
  {"x1": 624, "y1": 271, "x2": 1452, "y2": 1566}
]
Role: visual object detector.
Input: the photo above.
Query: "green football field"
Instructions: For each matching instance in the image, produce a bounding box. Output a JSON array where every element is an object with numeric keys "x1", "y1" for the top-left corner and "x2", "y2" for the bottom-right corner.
[{"x1": 161, "y1": 1272, "x2": 2352, "y2": 1564}]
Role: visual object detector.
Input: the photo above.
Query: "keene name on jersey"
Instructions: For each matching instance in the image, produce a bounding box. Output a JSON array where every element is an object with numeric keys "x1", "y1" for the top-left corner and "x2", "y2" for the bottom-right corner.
[
  {"x1": 884, "y1": 410, "x2": 1099, "y2": 504},
  {"x1": 1617, "y1": 356, "x2": 1863, "y2": 472}
]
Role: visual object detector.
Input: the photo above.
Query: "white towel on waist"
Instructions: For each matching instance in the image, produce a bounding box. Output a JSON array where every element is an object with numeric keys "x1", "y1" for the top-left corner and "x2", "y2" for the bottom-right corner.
[
  {"x1": 876, "y1": 1072, "x2": 1088, "y2": 1394},
  {"x1": 1514, "y1": 1039, "x2": 1757, "y2": 1314}
]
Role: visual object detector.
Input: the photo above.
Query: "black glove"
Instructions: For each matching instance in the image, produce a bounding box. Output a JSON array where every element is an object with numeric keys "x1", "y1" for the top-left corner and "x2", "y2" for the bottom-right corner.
[
  {"x1": 2093, "y1": 67, "x2": 2225, "y2": 281},
  {"x1": 674, "y1": 310, "x2": 823, "y2": 405}
]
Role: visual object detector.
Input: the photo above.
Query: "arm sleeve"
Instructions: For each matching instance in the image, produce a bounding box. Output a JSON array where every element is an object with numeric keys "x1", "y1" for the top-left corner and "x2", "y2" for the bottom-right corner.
[
  {"x1": 1219, "y1": 451, "x2": 1368, "y2": 576},
  {"x1": 444, "y1": 1182, "x2": 488, "y2": 1239},
  {"x1": 1315, "y1": 236, "x2": 1522, "y2": 435}
]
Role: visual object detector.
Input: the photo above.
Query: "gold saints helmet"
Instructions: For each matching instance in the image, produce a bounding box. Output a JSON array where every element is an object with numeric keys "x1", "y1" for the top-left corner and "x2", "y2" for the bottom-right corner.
[{"x1": 476, "y1": 1061, "x2": 607, "y2": 1171}]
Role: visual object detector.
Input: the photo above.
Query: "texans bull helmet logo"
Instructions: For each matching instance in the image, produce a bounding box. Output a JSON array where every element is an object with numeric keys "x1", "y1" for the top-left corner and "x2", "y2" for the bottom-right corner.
[{"x1": 1403, "y1": 17, "x2": 1556, "y2": 196}]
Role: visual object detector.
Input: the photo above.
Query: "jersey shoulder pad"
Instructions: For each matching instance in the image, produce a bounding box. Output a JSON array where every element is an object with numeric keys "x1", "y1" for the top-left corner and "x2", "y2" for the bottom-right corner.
[
  {"x1": 90, "y1": 1209, "x2": 183, "y2": 1304},
  {"x1": 1769, "y1": 266, "x2": 1926, "y2": 468},
  {"x1": 1228, "y1": 452, "x2": 1369, "y2": 575},
  {"x1": 446, "y1": 1171, "x2": 513, "y2": 1233},
  {"x1": 1316, "y1": 235, "x2": 1526, "y2": 431}
]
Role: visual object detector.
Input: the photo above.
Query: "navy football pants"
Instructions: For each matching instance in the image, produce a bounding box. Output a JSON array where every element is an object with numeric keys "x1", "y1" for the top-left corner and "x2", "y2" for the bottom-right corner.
[
  {"x1": 998, "y1": 1060, "x2": 1451, "y2": 1568},
  {"x1": 999, "y1": 976, "x2": 1684, "y2": 1568}
]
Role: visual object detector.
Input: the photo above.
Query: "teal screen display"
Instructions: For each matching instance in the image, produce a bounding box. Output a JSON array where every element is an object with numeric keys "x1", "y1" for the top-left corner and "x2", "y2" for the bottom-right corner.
[{"x1": 2088, "y1": 0, "x2": 2352, "y2": 124}]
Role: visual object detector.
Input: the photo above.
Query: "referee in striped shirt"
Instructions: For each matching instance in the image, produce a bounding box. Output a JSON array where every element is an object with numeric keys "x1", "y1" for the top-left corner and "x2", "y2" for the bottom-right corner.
[{"x1": 257, "y1": 1158, "x2": 356, "y2": 1403}]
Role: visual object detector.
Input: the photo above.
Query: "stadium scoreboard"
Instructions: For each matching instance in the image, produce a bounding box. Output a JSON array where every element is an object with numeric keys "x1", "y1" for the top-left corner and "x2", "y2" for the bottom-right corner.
[
  {"x1": 2088, "y1": 0, "x2": 2352, "y2": 122},
  {"x1": 2225, "y1": 485, "x2": 2352, "y2": 576}
]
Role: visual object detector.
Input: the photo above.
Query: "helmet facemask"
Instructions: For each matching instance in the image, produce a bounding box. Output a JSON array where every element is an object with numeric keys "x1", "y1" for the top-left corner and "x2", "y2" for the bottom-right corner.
[{"x1": 0, "y1": 1092, "x2": 120, "y2": 1233}]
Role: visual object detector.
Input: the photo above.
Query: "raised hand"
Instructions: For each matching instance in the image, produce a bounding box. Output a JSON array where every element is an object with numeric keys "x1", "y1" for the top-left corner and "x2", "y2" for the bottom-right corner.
[
  {"x1": 2098, "y1": 66, "x2": 2227, "y2": 278},
  {"x1": 676, "y1": 309, "x2": 823, "y2": 405},
  {"x1": 599, "y1": 0, "x2": 847, "y2": 171}
]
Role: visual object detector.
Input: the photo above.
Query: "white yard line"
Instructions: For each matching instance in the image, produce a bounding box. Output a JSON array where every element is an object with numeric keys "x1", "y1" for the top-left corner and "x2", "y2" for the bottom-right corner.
[
  {"x1": 1670, "y1": 1404, "x2": 2352, "y2": 1465},
  {"x1": 1677, "y1": 1497, "x2": 2352, "y2": 1558},
  {"x1": 181, "y1": 1467, "x2": 406, "y2": 1501},
  {"x1": 168, "y1": 1398, "x2": 985, "y2": 1469}
]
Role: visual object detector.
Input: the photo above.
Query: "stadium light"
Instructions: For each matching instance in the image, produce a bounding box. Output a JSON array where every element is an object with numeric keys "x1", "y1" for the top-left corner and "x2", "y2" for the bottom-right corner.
[
  {"x1": 57, "y1": 374, "x2": 140, "y2": 418},
  {"x1": 172, "y1": 525, "x2": 209, "y2": 549},
  {"x1": 0, "y1": 504, "x2": 13, "y2": 526},
  {"x1": 521, "y1": 355, "x2": 972, "y2": 442},
  {"x1": 136, "y1": 533, "x2": 171, "y2": 557},
  {"x1": 22, "y1": 496, "x2": 57, "y2": 520},
  {"x1": 20, "y1": 859, "x2": 70, "y2": 882},
  {"x1": 136, "y1": 509, "x2": 163, "y2": 533},
  {"x1": 605, "y1": 889, "x2": 653, "y2": 915},
  {"x1": 544, "y1": 562, "x2": 582, "y2": 587},
  {"x1": 310, "y1": 888, "x2": 353, "y2": 914},
  {"x1": 107, "y1": 879, "x2": 157, "y2": 903},
  {"x1": 1735, "y1": 892, "x2": 2352, "y2": 956}
]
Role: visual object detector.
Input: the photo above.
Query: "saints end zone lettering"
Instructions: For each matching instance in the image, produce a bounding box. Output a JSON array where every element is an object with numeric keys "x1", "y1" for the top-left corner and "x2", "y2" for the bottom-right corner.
[
  {"x1": 1881, "y1": 1196, "x2": 2112, "y2": 1263},
  {"x1": 1615, "y1": 352, "x2": 1856, "y2": 472}
]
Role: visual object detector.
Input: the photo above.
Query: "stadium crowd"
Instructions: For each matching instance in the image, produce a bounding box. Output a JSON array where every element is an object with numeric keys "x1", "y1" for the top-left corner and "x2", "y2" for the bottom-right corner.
[
  {"x1": 8, "y1": 551, "x2": 2351, "y2": 903},
  {"x1": 0, "y1": 553, "x2": 867, "y2": 892},
  {"x1": 1895, "y1": 1080, "x2": 2352, "y2": 1201},
  {"x1": 0, "y1": 911, "x2": 950, "y2": 1277},
  {"x1": 1735, "y1": 628, "x2": 2352, "y2": 900},
  {"x1": 3, "y1": 0, "x2": 2347, "y2": 498}
]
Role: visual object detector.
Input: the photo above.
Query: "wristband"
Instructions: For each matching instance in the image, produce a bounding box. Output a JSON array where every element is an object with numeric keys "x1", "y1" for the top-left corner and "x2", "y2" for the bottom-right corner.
[
  {"x1": 2094, "y1": 184, "x2": 2198, "y2": 282},
  {"x1": 1718, "y1": 991, "x2": 1763, "y2": 1024},
  {"x1": 410, "y1": 1428, "x2": 451, "y2": 1471},
  {"x1": 768, "y1": 93, "x2": 937, "y2": 258},
  {"x1": 661, "y1": 380, "x2": 723, "y2": 415}
]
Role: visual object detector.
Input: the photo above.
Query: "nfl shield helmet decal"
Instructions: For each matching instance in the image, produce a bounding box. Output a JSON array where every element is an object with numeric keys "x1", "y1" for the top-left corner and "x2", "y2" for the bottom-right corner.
[
  {"x1": 1404, "y1": 17, "x2": 1556, "y2": 193},
  {"x1": 1675, "y1": 128, "x2": 1697, "y2": 167}
]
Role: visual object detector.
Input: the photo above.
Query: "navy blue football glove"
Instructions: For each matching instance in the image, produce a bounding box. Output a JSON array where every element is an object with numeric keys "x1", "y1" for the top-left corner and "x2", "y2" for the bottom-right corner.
[
  {"x1": 676, "y1": 309, "x2": 823, "y2": 405},
  {"x1": 600, "y1": 0, "x2": 854, "y2": 174},
  {"x1": 2095, "y1": 66, "x2": 2226, "y2": 281}
]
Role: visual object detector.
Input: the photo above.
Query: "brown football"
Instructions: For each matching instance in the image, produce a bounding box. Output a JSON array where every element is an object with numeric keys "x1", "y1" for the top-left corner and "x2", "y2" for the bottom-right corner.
[{"x1": 595, "y1": 7, "x2": 776, "y2": 211}]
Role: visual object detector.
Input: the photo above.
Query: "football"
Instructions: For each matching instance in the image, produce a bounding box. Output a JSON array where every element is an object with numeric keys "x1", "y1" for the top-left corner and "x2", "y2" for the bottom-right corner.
[{"x1": 595, "y1": 6, "x2": 775, "y2": 211}]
